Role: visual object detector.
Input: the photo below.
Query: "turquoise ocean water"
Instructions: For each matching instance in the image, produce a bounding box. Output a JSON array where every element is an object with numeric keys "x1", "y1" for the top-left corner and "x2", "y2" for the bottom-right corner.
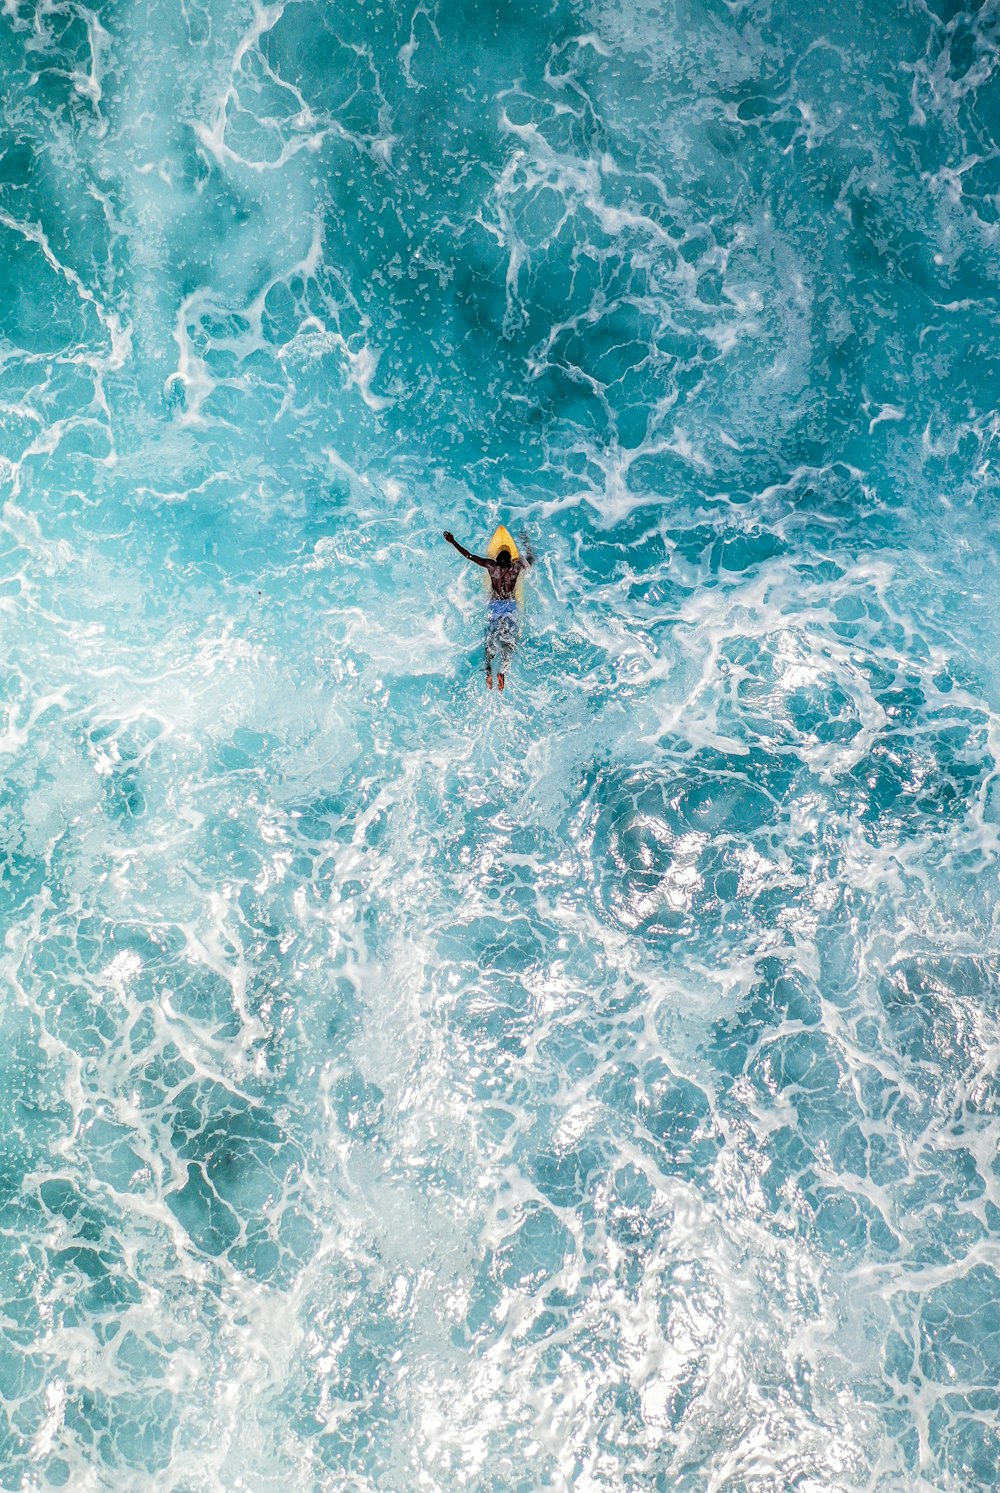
[{"x1": 1, "y1": 0, "x2": 999, "y2": 1486}]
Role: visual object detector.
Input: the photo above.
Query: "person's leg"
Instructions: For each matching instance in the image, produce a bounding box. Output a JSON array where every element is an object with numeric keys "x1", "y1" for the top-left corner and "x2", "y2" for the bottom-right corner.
[
  {"x1": 485, "y1": 627, "x2": 497, "y2": 688},
  {"x1": 497, "y1": 614, "x2": 517, "y2": 691}
]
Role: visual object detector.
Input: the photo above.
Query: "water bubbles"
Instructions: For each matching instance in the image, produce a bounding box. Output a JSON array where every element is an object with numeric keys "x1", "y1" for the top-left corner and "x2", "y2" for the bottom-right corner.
[{"x1": 0, "y1": 0, "x2": 997, "y2": 1483}]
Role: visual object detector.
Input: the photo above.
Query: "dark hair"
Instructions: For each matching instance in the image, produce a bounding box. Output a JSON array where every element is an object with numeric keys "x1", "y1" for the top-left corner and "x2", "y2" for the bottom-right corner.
[{"x1": 496, "y1": 547, "x2": 512, "y2": 568}]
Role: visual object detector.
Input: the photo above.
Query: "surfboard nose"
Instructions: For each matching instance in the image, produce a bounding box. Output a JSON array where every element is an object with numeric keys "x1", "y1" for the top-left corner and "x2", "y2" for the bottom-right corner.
[{"x1": 487, "y1": 524, "x2": 518, "y2": 561}]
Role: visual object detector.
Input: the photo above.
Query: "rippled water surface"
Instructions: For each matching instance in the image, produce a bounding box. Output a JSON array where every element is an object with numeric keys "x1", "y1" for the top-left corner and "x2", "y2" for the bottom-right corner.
[{"x1": 1, "y1": 0, "x2": 1000, "y2": 1487}]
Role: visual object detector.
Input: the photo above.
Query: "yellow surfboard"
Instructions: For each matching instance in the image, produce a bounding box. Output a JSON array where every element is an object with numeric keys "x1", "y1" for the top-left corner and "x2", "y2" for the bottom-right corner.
[
  {"x1": 487, "y1": 524, "x2": 519, "y2": 563},
  {"x1": 485, "y1": 524, "x2": 526, "y2": 604}
]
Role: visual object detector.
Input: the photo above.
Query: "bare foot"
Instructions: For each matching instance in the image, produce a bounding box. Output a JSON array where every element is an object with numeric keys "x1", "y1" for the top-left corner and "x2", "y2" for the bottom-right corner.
[
  {"x1": 498, "y1": 673, "x2": 505, "y2": 691},
  {"x1": 486, "y1": 670, "x2": 493, "y2": 689}
]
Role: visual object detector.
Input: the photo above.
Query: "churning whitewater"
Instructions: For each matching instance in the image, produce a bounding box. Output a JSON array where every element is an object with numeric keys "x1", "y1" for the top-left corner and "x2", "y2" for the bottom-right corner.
[{"x1": 0, "y1": 0, "x2": 999, "y2": 1487}]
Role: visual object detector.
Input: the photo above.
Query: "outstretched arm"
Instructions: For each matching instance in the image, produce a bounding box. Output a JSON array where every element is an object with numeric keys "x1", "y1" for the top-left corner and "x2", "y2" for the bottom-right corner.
[
  {"x1": 517, "y1": 531, "x2": 536, "y2": 569},
  {"x1": 443, "y1": 531, "x2": 491, "y2": 567}
]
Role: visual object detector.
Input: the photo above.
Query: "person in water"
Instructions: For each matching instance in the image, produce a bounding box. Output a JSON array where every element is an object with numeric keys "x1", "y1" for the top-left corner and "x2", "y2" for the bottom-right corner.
[{"x1": 443, "y1": 529, "x2": 535, "y2": 690}]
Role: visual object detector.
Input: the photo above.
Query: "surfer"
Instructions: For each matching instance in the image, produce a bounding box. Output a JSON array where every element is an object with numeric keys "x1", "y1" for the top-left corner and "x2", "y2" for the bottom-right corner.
[{"x1": 443, "y1": 529, "x2": 534, "y2": 690}]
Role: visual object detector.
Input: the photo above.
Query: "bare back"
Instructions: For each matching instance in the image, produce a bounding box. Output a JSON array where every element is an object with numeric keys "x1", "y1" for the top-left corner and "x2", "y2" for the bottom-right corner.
[{"x1": 485, "y1": 557, "x2": 528, "y2": 600}]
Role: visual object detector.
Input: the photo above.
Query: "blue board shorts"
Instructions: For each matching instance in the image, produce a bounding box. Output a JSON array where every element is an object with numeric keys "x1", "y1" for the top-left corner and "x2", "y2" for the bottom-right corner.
[
  {"x1": 488, "y1": 599, "x2": 518, "y2": 622},
  {"x1": 486, "y1": 598, "x2": 519, "y2": 668}
]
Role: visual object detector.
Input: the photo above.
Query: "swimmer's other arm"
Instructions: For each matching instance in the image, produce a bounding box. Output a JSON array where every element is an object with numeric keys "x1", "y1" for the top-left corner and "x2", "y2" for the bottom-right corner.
[{"x1": 443, "y1": 531, "x2": 490, "y2": 566}]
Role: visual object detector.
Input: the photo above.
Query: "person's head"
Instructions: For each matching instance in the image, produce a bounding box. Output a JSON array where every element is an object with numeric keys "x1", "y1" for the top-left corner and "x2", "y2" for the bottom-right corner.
[{"x1": 496, "y1": 547, "x2": 512, "y2": 569}]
